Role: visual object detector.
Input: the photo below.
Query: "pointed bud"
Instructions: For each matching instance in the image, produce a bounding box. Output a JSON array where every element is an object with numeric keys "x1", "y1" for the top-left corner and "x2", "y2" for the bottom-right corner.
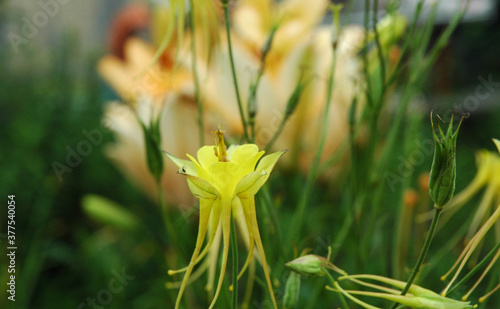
[
  {"x1": 429, "y1": 112, "x2": 466, "y2": 208},
  {"x1": 285, "y1": 255, "x2": 330, "y2": 277}
]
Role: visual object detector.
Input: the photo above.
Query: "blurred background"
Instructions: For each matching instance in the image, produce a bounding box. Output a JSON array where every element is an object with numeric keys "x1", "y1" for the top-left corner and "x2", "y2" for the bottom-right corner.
[{"x1": 1, "y1": 0, "x2": 500, "y2": 308}]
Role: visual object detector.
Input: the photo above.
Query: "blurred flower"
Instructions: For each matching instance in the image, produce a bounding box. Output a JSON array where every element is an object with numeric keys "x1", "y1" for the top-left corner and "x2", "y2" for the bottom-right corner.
[
  {"x1": 440, "y1": 139, "x2": 500, "y2": 302},
  {"x1": 201, "y1": 0, "x2": 368, "y2": 169},
  {"x1": 98, "y1": 37, "x2": 192, "y2": 101},
  {"x1": 164, "y1": 128, "x2": 286, "y2": 309},
  {"x1": 329, "y1": 274, "x2": 474, "y2": 309},
  {"x1": 98, "y1": 3, "x2": 406, "y2": 205},
  {"x1": 103, "y1": 97, "x2": 205, "y2": 206}
]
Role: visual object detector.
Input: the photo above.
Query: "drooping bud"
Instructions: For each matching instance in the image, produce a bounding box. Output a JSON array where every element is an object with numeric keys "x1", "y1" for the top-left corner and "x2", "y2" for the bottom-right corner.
[
  {"x1": 285, "y1": 254, "x2": 330, "y2": 277},
  {"x1": 428, "y1": 111, "x2": 466, "y2": 208}
]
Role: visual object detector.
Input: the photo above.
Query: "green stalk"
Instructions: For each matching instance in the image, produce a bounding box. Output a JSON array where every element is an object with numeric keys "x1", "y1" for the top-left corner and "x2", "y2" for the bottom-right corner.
[
  {"x1": 221, "y1": 1, "x2": 249, "y2": 141},
  {"x1": 321, "y1": 267, "x2": 349, "y2": 309},
  {"x1": 230, "y1": 214, "x2": 238, "y2": 309},
  {"x1": 390, "y1": 206, "x2": 442, "y2": 309},
  {"x1": 189, "y1": 0, "x2": 204, "y2": 146},
  {"x1": 372, "y1": 0, "x2": 386, "y2": 86},
  {"x1": 287, "y1": 32, "x2": 338, "y2": 247},
  {"x1": 157, "y1": 180, "x2": 178, "y2": 251},
  {"x1": 259, "y1": 185, "x2": 285, "y2": 256},
  {"x1": 447, "y1": 241, "x2": 500, "y2": 296}
]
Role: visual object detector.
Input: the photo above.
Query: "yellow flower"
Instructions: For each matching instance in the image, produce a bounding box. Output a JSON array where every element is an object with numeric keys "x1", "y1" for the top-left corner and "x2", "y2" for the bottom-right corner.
[{"x1": 164, "y1": 128, "x2": 286, "y2": 309}]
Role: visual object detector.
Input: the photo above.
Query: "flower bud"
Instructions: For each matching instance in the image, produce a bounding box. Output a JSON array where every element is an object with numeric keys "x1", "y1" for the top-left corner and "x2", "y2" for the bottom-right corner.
[
  {"x1": 429, "y1": 112, "x2": 466, "y2": 208},
  {"x1": 141, "y1": 115, "x2": 164, "y2": 182},
  {"x1": 285, "y1": 254, "x2": 329, "y2": 277},
  {"x1": 283, "y1": 272, "x2": 300, "y2": 309}
]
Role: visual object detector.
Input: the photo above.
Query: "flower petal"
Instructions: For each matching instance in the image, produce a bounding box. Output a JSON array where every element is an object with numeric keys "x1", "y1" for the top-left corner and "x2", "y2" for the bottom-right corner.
[
  {"x1": 163, "y1": 151, "x2": 197, "y2": 176},
  {"x1": 197, "y1": 145, "x2": 218, "y2": 169},
  {"x1": 493, "y1": 138, "x2": 500, "y2": 154},
  {"x1": 229, "y1": 144, "x2": 259, "y2": 164},
  {"x1": 240, "y1": 197, "x2": 278, "y2": 309},
  {"x1": 186, "y1": 153, "x2": 211, "y2": 181},
  {"x1": 236, "y1": 150, "x2": 287, "y2": 198},
  {"x1": 173, "y1": 198, "x2": 215, "y2": 309},
  {"x1": 256, "y1": 149, "x2": 288, "y2": 175},
  {"x1": 235, "y1": 170, "x2": 267, "y2": 198},
  {"x1": 182, "y1": 174, "x2": 220, "y2": 200}
]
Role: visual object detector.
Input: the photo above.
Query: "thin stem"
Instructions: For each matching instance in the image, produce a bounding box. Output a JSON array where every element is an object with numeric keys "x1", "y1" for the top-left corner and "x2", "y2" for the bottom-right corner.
[
  {"x1": 157, "y1": 180, "x2": 184, "y2": 260},
  {"x1": 372, "y1": 0, "x2": 386, "y2": 86},
  {"x1": 189, "y1": 0, "x2": 204, "y2": 146},
  {"x1": 321, "y1": 267, "x2": 349, "y2": 309},
  {"x1": 264, "y1": 115, "x2": 288, "y2": 153},
  {"x1": 259, "y1": 186, "x2": 285, "y2": 256},
  {"x1": 287, "y1": 37, "x2": 338, "y2": 246},
  {"x1": 222, "y1": 2, "x2": 249, "y2": 141},
  {"x1": 390, "y1": 207, "x2": 442, "y2": 309},
  {"x1": 231, "y1": 214, "x2": 238, "y2": 309}
]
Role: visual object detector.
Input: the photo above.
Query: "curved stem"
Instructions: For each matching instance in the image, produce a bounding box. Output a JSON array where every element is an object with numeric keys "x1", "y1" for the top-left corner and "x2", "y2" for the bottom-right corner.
[
  {"x1": 390, "y1": 207, "x2": 442, "y2": 309},
  {"x1": 222, "y1": 2, "x2": 249, "y2": 141}
]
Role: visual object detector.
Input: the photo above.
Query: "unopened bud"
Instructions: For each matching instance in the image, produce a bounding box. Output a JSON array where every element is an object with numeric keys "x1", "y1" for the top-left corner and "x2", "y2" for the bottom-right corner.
[
  {"x1": 283, "y1": 272, "x2": 301, "y2": 309},
  {"x1": 285, "y1": 254, "x2": 329, "y2": 277},
  {"x1": 429, "y1": 112, "x2": 466, "y2": 208}
]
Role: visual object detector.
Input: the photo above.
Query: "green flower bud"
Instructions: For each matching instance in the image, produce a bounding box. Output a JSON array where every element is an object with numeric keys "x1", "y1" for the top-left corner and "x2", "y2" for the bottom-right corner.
[
  {"x1": 285, "y1": 254, "x2": 330, "y2": 277},
  {"x1": 283, "y1": 272, "x2": 301, "y2": 309},
  {"x1": 429, "y1": 112, "x2": 466, "y2": 208},
  {"x1": 141, "y1": 115, "x2": 164, "y2": 182}
]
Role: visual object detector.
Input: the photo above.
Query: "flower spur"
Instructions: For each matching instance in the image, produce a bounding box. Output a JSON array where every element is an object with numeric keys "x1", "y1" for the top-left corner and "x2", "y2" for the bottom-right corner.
[{"x1": 163, "y1": 127, "x2": 286, "y2": 309}]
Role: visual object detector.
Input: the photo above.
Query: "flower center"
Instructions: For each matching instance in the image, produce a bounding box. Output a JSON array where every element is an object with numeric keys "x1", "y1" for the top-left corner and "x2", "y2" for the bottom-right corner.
[{"x1": 213, "y1": 127, "x2": 229, "y2": 162}]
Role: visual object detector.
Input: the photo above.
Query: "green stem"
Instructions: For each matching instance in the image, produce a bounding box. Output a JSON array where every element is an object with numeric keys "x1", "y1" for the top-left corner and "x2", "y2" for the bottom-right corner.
[
  {"x1": 372, "y1": 0, "x2": 386, "y2": 86},
  {"x1": 390, "y1": 207, "x2": 442, "y2": 309},
  {"x1": 259, "y1": 185, "x2": 285, "y2": 256},
  {"x1": 188, "y1": 0, "x2": 204, "y2": 146},
  {"x1": 447, "y1": 241, "x2": 500, "y2": 296},
  {"x1": 264, "y1": 114, "x2": 288, "y2": 153},
  {"x1": 157, "y1": 181, "x2": 176, "y2": 246},
  {"x1": 222, "y1": 1, "x2": 249, "y2": 142},
  {"x1": 287, "y1": 38, "x2": 338, "y2": 247},
  {"x1": 231, "y1": 214, "x2": 238, "y2": 309},
  {"x1": 321, "y1": 267, "x2": 349, "y2": 309}
]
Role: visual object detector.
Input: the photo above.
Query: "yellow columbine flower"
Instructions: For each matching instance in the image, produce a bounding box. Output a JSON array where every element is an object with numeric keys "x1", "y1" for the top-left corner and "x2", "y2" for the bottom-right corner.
[{"x1": 163, "y1": 128, "x2": 286, "y2": 309}]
